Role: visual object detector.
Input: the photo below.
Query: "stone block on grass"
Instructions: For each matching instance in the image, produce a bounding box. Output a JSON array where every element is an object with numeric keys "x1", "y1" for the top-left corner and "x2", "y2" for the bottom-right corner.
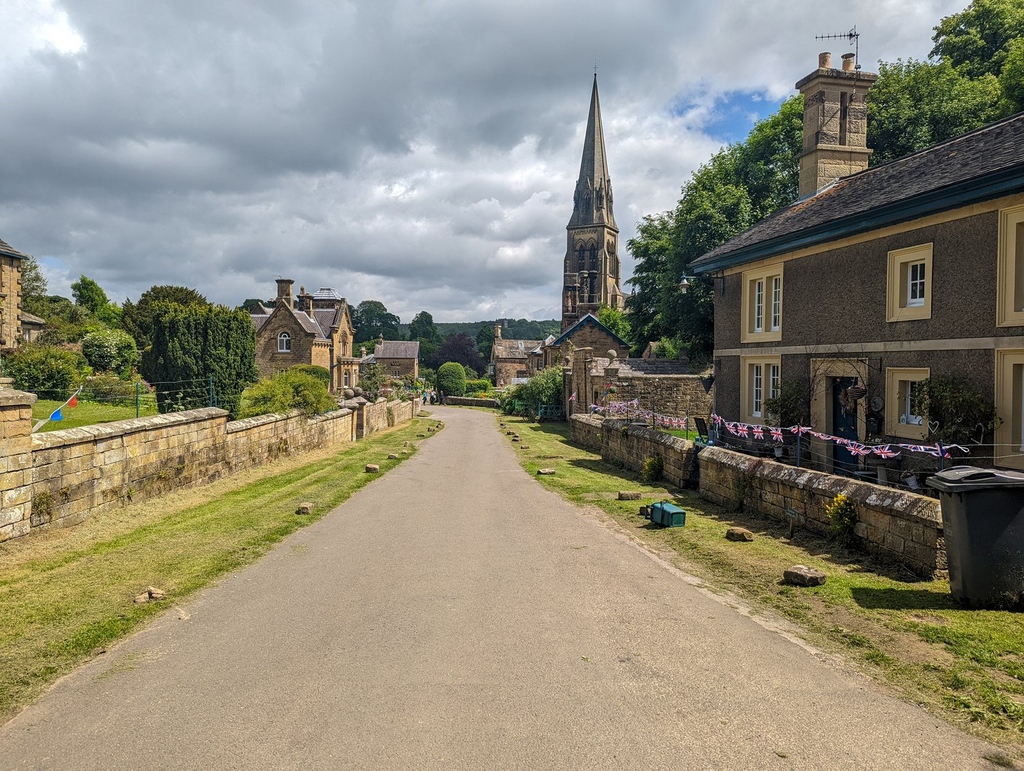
[
  {"x1": 783, "y1": 565, "x2": 827, "y2": 586},
  {"x1": 726, "y1": 527, "x2": 754, "y2": 542},
  {"x1": 365, "y1": 464, "x2": 380, "y2": 473},
  {"x1": 618, "y1": 491, "x2": 641, "y2": 501},
  {"x1": 296, "y1": 502, "x2": 314, "y2": 516},
  {"x1": 537, "y1": 468, "x2": 556, "y2": 476}
]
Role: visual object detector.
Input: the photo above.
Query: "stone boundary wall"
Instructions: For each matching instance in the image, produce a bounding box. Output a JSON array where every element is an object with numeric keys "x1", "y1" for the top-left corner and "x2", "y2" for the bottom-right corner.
[
  {"x1": 698, "y1": 446, "x2": 944, "y2": 577},
  {"x1": 1, "y1": 392, "x2": 417, "y2": 542},
  {"x1": 444, "y1": 397, "x2": 500, "y2": 408},
  {"x1": 569, "y1": 415, "x2": 697, "y2": 489}
]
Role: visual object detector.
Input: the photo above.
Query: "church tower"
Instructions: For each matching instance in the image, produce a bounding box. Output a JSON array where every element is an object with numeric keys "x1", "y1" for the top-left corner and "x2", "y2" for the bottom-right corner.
[{"x1": 562, "y1": 75, "x2": 623, "y2": 332}]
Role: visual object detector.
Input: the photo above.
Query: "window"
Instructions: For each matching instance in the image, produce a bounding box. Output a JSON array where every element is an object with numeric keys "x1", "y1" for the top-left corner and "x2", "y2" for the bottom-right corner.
[
  {"x1": 996, "y1": 205, "x2": 1024, "y2": 327},
  {"x1": 741, "y1": 355, "x2": 781, "y2": 425},
  {"x1": 995, "y1": 350, "x2": 1024, "y2": 469},
  {"x1": 886, "y1": 243, "x2": 932, "y2": 321},
  {"x1": 343, "y1": 372, "x2": 350, "y2": 387},
  {"x1": 884, "y1": 367, "x2": 929, "y2": 440},
  {"x1": 740, "y1": 264, "x2": 783, "y2": 343},
  {"x1": 277, "y1": 332, "x2": 291, "y2": 352}
]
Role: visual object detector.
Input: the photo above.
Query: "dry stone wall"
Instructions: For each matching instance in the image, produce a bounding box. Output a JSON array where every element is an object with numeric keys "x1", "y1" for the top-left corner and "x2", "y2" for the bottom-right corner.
[
  {"x1": 569, "y1": 415, "x2": 697, "y2": 488},
  {"x1": 698, "y1": 446, "x2": 944, "y2": 577}
]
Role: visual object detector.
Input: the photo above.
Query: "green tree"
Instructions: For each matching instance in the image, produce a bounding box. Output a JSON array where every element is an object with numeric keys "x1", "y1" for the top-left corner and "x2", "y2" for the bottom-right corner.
[
  {"x1": 141, "y1": 304, "x2": 258, "y2": 417},
  {"x1": 408, "y1": 311, "x2": 441, "y2": 344},
  {"x1": 238, "y1": 370, "x2": 335, "y2": 418},
  {"x1": 122, "y1": 285, "x2": 209, "y2": 350},
  {"x1": 288, "y1": 364, "x2": 331, "y2": 389},
  {"x1": 18, "y1": 256, "x2": 48, "y2": 317},
  {"x1": 500, "y1": 366, "x2": 563, "y2": 417},
  {"x1": 931, "y1": 0, "x2": 1024, "y2": 79},
  {"x1": 81, "y1": 329, "x2": 140, "y2": 376},
  {"x1": 475, "y1": 324, "x2": 496, "y2": 362},
  {"x1": 437, "y1": 333, "x2": 486, "y2": 376},
  {"x1": 357, "y1": 363, "x2": 389, "y2": 399},
  {"x1": 436, "y1": 361, "x2": 467, "y2": 397},
  {"x1": 71, "y1": 276, "x2": 108, "y2": 315},
  {"x1": 352, "y1": 300, "x2": 401, "y2": 345},
  {"x1": 3, "y1": 344, "x2": 89, "y2": 398},
  {"x1": 597, "y1": 305, "x2": 630, "y2": 344}
]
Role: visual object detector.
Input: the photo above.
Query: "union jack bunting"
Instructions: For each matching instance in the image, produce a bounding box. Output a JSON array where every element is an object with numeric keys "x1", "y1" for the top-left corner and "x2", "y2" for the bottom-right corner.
[
  {"x1": 872, "y1": 445, "x2": 900, "y2": 459},
  {"x1": 752, "y1": 426, "x2": 764, "y2": 440},
  {"x1": 848, "y1": 443, "x2": 873, "y2": 457},
  {"x1": 713, "y1": 414, "x2": 724, "y2": 426},
  {"x1": 736, "y1": 424, "x2": 750, "y2": 438},
  {"x1": 726, "y1": 422, "x2": 739, "y2": 436},
  {"x1": 770, "y1": 427, "x2": 784, "y2": 442}
]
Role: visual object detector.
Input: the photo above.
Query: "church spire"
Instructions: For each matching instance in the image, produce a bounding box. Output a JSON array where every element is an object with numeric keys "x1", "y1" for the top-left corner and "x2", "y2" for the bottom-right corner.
[
  {"x1": 568, "y1": 74, "x2": 616, "y2": 229},
  {"x1": 562, "y1": 75, "x2": 623, "y2": 332}
]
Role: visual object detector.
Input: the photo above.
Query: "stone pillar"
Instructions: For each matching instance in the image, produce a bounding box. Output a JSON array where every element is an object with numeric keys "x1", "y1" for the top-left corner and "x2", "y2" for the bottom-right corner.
[{"x1": 0, "y1": 390, "x2": 36, "y2": 542}]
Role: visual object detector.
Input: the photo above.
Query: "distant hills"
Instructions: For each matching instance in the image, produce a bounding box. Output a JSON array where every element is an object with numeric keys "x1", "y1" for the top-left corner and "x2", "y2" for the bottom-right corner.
[{"x1": 398, "y1": 319, "x2": 561, "y2": 341}]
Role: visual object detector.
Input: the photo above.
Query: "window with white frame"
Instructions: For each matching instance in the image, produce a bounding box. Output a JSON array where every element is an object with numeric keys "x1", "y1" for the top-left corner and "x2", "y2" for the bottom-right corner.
[
  {"x1": 996, "y1": 205, "x2": 1024, "y2": 326},
  {"x1": 995, "y1": 350, "x2": 1024, "y2": 469},
  {"x1": 884, "y1": 367, "x2": 929, "y2": 440},
  {"x1": 278, "y1": 331, "x2": 291, "y2": 352},
  {"x1": 741, "y1": 264, "x2": 783, "y2": 343},
  {"x1": 742, "y1": 356, "x2": 781, "y2": 425},
  {"x1": 886, "y1": 244, "x2": 932, "y2": 321}
]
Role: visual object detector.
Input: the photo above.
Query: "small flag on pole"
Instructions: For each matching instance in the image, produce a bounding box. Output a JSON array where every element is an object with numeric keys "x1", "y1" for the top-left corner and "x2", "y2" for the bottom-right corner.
[{"x1": 50, "y1": 408, "x2": 64, "y2": 422}]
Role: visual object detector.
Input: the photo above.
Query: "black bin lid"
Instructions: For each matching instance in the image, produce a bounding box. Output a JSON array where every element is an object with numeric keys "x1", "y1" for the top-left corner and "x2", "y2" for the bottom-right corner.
[{"x1": 926, "y1": 465, "x2": 1024, "y2": 493}]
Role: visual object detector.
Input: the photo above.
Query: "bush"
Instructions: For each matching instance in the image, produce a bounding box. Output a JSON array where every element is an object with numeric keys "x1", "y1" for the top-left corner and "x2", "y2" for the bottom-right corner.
[
  {"x1": 465, "y1": 378, "x2": 491, "y2": 396},
  {"x1": 3, "y1": 344, "x2": 89, "y2": 399},
  {"x1": 500, "y1": 366, "x2": 562, "y2": 417},
  {"x1": 81, "y1": 329, "x2": 140, "y2": 376},
  {"x1": 826, "y1": 493, "x2": 859, "y2": 547},
  {"x1": 641, "y1": 455, "x2": 664, "y2": 483},
  {"x1": 81, "y1": 374, "x2": 151, "y2": 407},
  {"x1": 289, "y1": 365, "x2": 331, "y2": 389},
  {"x1": 238, "y1": 370, "x2": 336, "y2": 418},
  {"x1": 436, "y1": 361, "x2": 467, "y2": 397}
]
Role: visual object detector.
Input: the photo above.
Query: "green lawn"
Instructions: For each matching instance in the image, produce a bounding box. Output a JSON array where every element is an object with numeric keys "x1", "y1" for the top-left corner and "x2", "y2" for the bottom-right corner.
[
  {"x1": 31, "y1": 399, "x2": 159, "y2": 432},
  {"x1": 501, "y1": 415, "x2": 1024, "y2": 758},
  {"x1": 0, "y1": 418, "x2": 442, "y2": 723}
]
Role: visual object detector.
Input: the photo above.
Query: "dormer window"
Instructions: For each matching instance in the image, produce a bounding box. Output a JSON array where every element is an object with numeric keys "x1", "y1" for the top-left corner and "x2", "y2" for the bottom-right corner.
[{"x1": 278, "y1": 332, "x2": 291, "y2": 352}]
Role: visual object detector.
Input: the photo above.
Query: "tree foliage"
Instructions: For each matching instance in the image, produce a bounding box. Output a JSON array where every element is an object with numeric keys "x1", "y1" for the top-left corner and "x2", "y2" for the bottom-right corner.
[
  {"x1": 238, "y1": 369, "x2": 335, "y2": 418},
  {"x1": 931, "y1": 0, "x2": 1024, "y2": 79},
  {"x1": 597, "y1": 305, "x2": 630, "y2": 344},
  {"x1": 81, "y1": 329, "x2": 140, "y2": 376},
  {"x1": 475, "y1": 324, "x2": 496, "y2": 362},
  {"x1": 19, "y1": 256, "x2": 48, "y2": 317},
  {"x1": 352, "y1": 300, "x2": 401, "y2": 345},
  {"x1": 357, "y1": 363, "x2": 389, "y2": 400},
  {"x1": 122, "y1": 285, "x2": 209, "y2": 350},
  {"x1": 500, "y1": 366, "x2": 563, "y2": 417},
  {"x1": 3, "y1": 344, "x2": 89, "y2": 398},
  {"x1": 436, "y1": 361, "x2": 467, "y2": 397},
  {"x1": 408, "y1": 310, "x2": 441, "y2": 344},
  {"x1": 141, "y1": 304, "x2": 258, "y2": 417},
  {"x1": 437, "y1": 333, "x2": 486, "y2": 376}
]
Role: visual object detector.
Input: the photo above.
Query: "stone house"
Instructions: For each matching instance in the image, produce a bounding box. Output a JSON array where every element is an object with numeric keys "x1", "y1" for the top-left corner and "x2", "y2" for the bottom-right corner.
[
  {"x1": 490, "y1": 324, "x2": 541, "y2": 387},
  {"x1": 691, "y1": 52, "x2": 1024, "y2": 472},
  {"x1": 361, "y1": 339, "x2": 420, "y2": 381},
  {"x1": 534, "y1": 313, "x2": 629, "y2": 374},
  {"x1": 0, "y1": 237, "x2": 28, "y2": 351},
  {"x1": 250, "y1": 279, "x2": 360, "y2": 392}
]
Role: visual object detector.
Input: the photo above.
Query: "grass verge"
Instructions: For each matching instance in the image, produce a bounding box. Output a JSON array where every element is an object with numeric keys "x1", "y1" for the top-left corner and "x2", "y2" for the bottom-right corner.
[
  {"x1": 0, "y1": 416, "x2": 442, "y2": 724},
  {"x1": 32, "y1": 399, "x2": 159, "y2": 431},
  {"x1": 500, "y1": 415, "x2": 1024, "y2": 761}
]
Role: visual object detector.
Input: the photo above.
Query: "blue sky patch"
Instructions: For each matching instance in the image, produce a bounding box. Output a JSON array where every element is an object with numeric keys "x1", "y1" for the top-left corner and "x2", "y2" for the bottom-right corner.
[{"x1": 673, "y1": 90, "x2": 786, "y2": 144}]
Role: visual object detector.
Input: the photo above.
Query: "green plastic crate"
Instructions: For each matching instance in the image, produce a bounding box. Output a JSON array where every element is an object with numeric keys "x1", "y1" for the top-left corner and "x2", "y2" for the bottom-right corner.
[{"x1": 650, "y1": 501, "x2": 686, "y2": 527}]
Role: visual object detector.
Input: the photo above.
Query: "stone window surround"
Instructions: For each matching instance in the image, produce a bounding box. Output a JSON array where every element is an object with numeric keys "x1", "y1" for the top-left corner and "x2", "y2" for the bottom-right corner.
[
  {"x1": 884, "y1": 366, "x2": 930, "y2": 441},
  {"x1": 740, "y1": 354, "x2": 781, "y2": 425},
  {"x1": 996, "y1": 204, "x2": 1024, "y2": 327},
  {"x1": 278, "y1": 331, "x2": 291, "y2": 352},
  {"x1": 994, "y1": 349, "x2": 1024, "y2": 470},
  {"x1": 740, "y1": 263, "x2": 783, "y2": 343},
  {"x1": 886, "y1": 243, "x2": 933, "y2": 322}
]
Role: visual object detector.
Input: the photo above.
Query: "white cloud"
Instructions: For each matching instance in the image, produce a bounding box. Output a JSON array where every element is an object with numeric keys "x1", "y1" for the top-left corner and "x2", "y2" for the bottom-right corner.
[{"x1": 0, "y1": 0, "x2": 965, "y2": 322}]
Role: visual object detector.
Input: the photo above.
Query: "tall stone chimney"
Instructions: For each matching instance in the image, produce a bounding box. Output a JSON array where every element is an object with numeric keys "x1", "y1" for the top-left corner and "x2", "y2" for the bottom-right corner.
[
  {"x1": 796, "y1": 52, "x2": 878, "y2": 197},
  {"x1": 494, "y1": 323, "x2": 502, "y2": 341},
  {"x1": 275, "y1": 278, "x2": 294, "y2": 309}
]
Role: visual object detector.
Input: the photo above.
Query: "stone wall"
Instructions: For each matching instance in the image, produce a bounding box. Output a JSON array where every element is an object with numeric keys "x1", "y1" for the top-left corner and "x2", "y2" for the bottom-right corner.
[
  {"x1": 600, "y1": 374, "x2": 712, "y2": 423},
  {"x1": 0, "y1": 392, "x2": 417, "y2": 543},
  {"x1": 569, "y1": 414, "x2": 697, "y2": 489},
  {"x1": 698, "y1": 445, "x2": 944, "y2": 577}
]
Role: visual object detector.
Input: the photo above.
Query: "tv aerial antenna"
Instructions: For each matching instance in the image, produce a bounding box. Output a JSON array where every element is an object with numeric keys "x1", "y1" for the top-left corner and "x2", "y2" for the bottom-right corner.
[{"x1": 815, "y1": 26, "x2": 860, "y2": 70}]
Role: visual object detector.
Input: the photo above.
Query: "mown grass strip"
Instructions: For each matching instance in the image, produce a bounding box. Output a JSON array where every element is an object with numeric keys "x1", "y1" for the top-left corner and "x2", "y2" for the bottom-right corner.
[
  {"x1": 500, "y1": 414, "x2": 1024, "y2": 756},
  {"x1": 0, "y1": 417, "x2": 441, "y2": 723},
  {"x1": 32, "y1": 399, "x2": 160, "y2": 431}
]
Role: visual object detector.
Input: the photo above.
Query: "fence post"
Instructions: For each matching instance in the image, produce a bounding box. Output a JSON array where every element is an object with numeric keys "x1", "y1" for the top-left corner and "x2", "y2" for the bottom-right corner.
[
  {"x1": 208, "y1": 376, "x2": 214, "y2": 408},
  {"x1": 136, "y1": 381, "x2": 141, "y2": 418}
]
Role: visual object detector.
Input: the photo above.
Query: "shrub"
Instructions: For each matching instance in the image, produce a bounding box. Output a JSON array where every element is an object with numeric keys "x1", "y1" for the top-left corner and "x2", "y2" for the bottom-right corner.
[
  {"x1": 826, "y1": 493, "x2": 859, "y2": 546},
  {"x1": 641, "y1": 455, "x2": 664, "y2": 483},
  {"x1": 4, "y1": 344, "x2": 89, "y2": 399},
  {"x1": 465, "y1": 378, "x2": 491, "y2": 396},
  {"x1": 289, "y1": 365, "x2": 331, "y2": 389},
  {"x1": 436, "y1": 361, "x2": 467, "y2": 397},
  {"x1": 238, "y1": 370, "x2": 335, "y2": 418},
  {"x1": 500, "y1": 366, "x2": 562, "y2": 417},
  {"x1": 913, "y1": 374, "x2": 996, "y2": 444},
  {"x1": 81, "y1": 329, "x2": 140, "y2": 376}
]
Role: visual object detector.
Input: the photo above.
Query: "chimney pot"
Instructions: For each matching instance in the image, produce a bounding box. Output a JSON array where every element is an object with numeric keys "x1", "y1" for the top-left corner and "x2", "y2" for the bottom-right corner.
[
  {"x1": 819, "y1": 52, "x2": 832, "y2": 69},
  {"x1": 842, "y1": 53, "x2": 856, "y2": 71}
]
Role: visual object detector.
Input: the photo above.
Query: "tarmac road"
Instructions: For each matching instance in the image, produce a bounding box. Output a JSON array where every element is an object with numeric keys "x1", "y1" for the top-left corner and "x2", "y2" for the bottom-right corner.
[{"x1": 0, "y1": 406, "x2": 1009, "y2": 769}]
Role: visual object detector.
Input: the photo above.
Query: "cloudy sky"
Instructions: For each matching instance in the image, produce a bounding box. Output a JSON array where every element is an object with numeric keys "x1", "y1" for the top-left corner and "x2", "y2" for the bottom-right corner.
[{"x1": 1, "y1": 0, "x2": 965, "y2": 322}]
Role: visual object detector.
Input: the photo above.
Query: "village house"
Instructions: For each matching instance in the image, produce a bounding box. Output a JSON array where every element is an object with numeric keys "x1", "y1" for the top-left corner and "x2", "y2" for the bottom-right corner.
[
  {"x1": 490, "y1": 324, "x2": 540, "y2": 388},
  {"x1": 250, "y1": 279, "x2": 360, "y2": 392},
  {"x1": 691, "y1": 52, "x2": 1024, "y2": 473},
  {"x1": 0, "y1": 237, "x2": 28, "y2": 351},
  {"x1": 360, "y1": 338, "x2": 420, "y2": 382}
]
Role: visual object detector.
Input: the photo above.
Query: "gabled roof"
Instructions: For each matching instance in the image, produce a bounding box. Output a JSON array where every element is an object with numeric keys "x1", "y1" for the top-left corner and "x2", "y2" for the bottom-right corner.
[
  {"x1": 20, "y1": 311, "x2": 45, "y2": 326},
  {"x1": 250, "y1": 313, "x2": 271, "y2": 332},
  {"x1": 691, "y1": 111, "x2": 1024, "y2": 273},
  {"x1": 0, "y1": 237, "x2": 28, "y2": 260},
  {"x1": 492, "y1": 337, "x2": 542, "y2": 361},
  {"x1": 550, "y1": 313, "x2": 629, "y2": 349},
  {"x1": 313, "y1": 308, "x2": 341, "y2": 334},
  {"x1": 375, "y1": 340, "x2": 419, "y2": 359},
  {"x1": 250, "y1": 303, "x2": 328, "y2": 341}
]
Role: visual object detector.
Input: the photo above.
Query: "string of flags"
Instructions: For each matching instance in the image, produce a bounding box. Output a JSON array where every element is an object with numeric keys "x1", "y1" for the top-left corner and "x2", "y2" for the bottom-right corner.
[
  {"x1": 592, "y1": 399, "x2": 690, "y2": 431},
  {"x1": 711, "y1": 413, "x2": 968, "y2": 459},
  {"x1": 32, "y1": 388, "x2": 81, "y2": 433}
]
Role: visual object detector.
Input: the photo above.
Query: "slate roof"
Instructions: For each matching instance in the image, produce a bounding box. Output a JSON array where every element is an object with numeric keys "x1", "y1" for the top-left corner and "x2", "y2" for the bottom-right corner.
[
  {"x1": 588, "y1": 357, "x2": 692, "y2": 377},
  {"x1": 550, "y1": 313, "x2": 629, "y2": 349},
  {"x1": 692, "y1": 111, "x2": 1024, "y2": 273},
  {"x1": 0, "y1": 237, "x2": 28, "y2": 260},
  {"x1": 249, "y1": 304, "x2": 328, "y2": 341},
  {"x1": 375, "y1": 340, "x2": 420, "y2": 359},
  {"x1": 492, "y1": 338, "x2": 542, "y2": 361},
  {"x1": 312, "y1": 287, "x2": 344, "y2": 301},
  {"x1": 250, "y1": 313, "x2": 271, "y2": 332},
  {"x1": 313, "y1": 308, "x2": 341, "y2": 334}
]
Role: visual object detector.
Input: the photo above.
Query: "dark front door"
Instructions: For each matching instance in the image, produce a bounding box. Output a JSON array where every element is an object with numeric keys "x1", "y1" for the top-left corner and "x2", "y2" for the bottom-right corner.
[{"x1": 832, "y1": 377, "x2": 859, "y2": 474}]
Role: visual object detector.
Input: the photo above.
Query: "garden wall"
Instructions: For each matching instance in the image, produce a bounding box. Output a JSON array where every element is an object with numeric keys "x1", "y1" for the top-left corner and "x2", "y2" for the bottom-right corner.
[
  {"x1": 0, "y1": 392, "x2": 415, "y2": 543},
  {"x1": 698, "y1": 446, "x2": 945, "y2": 577},
  {"x1": 569, "y1": 414, "x2": 698, "y2": 489}
]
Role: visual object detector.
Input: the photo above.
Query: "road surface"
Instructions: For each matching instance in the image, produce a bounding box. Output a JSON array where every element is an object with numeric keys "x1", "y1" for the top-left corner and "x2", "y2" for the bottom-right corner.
[{"x1": 0, "y1": 406, "x2": 1008, "y2": 769}]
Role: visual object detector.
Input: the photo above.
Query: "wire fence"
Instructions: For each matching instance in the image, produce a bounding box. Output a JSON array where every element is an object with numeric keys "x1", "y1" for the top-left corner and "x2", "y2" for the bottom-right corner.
[{"x1": 31, "y1": 377, "x2": 246, "y2": 421}]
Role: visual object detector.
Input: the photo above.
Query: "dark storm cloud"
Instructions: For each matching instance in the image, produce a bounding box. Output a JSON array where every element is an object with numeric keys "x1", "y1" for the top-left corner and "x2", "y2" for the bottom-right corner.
[{"x1": 0, "y1": 0, "x2": 963, "y2": 321}]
